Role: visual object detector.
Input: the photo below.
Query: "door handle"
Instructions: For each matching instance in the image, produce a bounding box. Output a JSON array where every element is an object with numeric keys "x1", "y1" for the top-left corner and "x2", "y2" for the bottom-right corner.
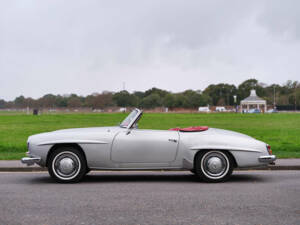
[
  {"x1": 126, "y1": 130, "x2": 131, "y2": 135},
  {"x1": 168, "y1": 139, "x2": 177, "y2": 143}
]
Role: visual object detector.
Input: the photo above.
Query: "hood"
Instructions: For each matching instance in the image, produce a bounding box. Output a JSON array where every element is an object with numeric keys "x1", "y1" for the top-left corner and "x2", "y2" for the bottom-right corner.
[
  {"x1": 27, "y1": 126, "x2": 123, "y2": 145},
  {"x1": 52, "y1": 126, "x2": 120, "y2": 133}
]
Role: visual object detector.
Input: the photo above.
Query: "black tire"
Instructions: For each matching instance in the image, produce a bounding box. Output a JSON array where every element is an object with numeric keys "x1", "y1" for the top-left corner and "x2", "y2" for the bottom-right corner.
[
  {"x1": 48, "y1": 146, "x2": 87, "y2": 183},
  {"x1": 195, "y1": 150, "x2": 233, "y2": 182},
  {"x1": 190, "y1": 169, "x2": 196, "y2": 174},
  {"x1": 86, "y1": 168, "x2": 91, "y2": 174}
]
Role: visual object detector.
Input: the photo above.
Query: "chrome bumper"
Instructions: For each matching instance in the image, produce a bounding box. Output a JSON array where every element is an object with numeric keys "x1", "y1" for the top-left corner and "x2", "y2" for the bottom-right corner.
[
  {"x1": 21, "y1": 157, "x2": 41, "y2": 166},
  {"x1": 258, "y1": 155, "x2": 276, "y2": 163}
]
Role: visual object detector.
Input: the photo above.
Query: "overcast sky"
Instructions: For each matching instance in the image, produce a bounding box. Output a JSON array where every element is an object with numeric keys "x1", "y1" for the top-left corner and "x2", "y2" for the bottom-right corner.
[{"x1": 0, "y1": 0, "x2": 300, "y2": 100}]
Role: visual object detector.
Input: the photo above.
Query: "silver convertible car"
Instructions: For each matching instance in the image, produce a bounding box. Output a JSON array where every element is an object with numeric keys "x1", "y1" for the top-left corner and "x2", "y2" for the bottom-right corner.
[{"x1": 22, "y1": 108, "x2": 276, "y2": 183}]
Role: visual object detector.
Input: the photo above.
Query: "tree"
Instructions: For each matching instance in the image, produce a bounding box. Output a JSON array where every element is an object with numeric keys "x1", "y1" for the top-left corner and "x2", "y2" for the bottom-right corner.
[
  {"x1": 0, "y1": 99, "x2": 6, "y2": 109},
  {"x1": 199, "y1": 94, "x2": 212, "y2": 106},
  {"x1": 55, "y1": 95, "x2": 68, "y2": 107},
  {"x1": 140, "y1": 93, "x2": 162, "y2": 109},
  {"x1": 144, "y1": 88, "x2": 169, "y2": 98},
  {"x1": 113, "y1": 91, "x2": 138, "y2": 107},
  {"x1": 14, "y1": 96, "x2": 26, "y2": 108},
  {"x1": 163, "y1": 93, "x2": 176, "y2": 108},
  {"x1": 67, "y1": 95, "x2": 82, "y2": 108},
  {"x1": 182, "y1": 90, "x2": 206, "y2": 108},
  {"x1": 39, "y1": 94, "x2": 57, "y2": 108},
  {"x1": 263, "y1": 84, "x2": 282, "y2": 105},
  {"x1": 2, "y1": 78, "x2": 300, "y2": 110},
  {"x1": 203, "y1": 83, "x2": 237, "y2": 105},
  {"x1": 86, "y1": 92, "x2": 114, "y2": 108},
  {"x1": 133, "y1": 91, "x2": 145, "y2": 99},
  {"x1": 132, "y1": 91, "x2": 144, "y2": 106},
  {"x1": 173, "y1": 94, "x2": 188, "y2": 108}
]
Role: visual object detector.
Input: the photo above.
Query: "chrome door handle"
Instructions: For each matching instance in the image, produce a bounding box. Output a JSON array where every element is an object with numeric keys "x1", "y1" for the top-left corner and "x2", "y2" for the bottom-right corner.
[{"x1": 168, "y1": 139, "x2": 177, "y2": 143}]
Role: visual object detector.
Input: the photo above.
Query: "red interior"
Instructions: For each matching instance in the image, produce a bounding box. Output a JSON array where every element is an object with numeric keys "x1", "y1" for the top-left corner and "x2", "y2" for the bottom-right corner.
[{"x1": 169, "y1": 126, "x2": 209, "y2": 132}]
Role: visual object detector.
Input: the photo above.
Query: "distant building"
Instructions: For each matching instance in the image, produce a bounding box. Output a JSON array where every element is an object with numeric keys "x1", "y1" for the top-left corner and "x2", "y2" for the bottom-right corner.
[{"x1": 240, "y1": 90, "x2": 266, "y2": 113}]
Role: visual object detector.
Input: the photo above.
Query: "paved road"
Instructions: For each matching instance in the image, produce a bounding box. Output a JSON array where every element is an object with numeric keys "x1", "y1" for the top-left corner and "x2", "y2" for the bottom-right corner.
[{"x1": 0, "y1": 171, "x2": 299, "y2": 225}]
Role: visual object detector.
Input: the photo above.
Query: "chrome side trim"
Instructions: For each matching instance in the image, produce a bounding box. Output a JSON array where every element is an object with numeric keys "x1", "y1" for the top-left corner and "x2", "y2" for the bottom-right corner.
[
  {"x1": 37, "y1": 140, "x2": 109, "y2": 146},
  {"x1": 258, "y1": 155, "x2": 276, "y2": 163},
  {"x1": 21, "y1": 157, "x2": 41, "y2": 166},
  {"x1": 190, "y1": 146, "x2": 262, "y2": 153}
]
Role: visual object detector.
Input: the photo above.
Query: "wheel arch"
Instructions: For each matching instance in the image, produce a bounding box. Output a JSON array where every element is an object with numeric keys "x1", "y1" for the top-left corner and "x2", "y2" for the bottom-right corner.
[
  {"x1": 193, "y1": 149, "x2": 238, "y2": 169},
  {"x1": 46, "y1": 143, "x2": 88, "y2": 168}
]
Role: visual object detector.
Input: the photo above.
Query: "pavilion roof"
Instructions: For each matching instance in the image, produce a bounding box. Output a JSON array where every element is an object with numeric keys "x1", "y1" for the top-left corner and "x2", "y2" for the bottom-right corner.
[{"x1": 240, "y1": 90, "x2": 266, "y2": 104}]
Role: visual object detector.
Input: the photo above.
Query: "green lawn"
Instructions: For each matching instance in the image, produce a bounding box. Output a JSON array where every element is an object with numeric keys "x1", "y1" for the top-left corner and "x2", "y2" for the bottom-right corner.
[{"x1": 0, "y1": 112, "x2": 299, "y2": 159}]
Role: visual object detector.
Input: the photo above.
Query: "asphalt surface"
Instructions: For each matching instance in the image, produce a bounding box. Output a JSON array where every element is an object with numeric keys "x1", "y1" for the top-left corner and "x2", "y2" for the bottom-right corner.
[{"x1": 0, "y1": 171, "x2": 299, "y2": 225}]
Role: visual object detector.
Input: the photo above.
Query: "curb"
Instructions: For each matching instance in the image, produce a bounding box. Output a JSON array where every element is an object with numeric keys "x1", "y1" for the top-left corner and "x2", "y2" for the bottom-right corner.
[
  {"x1": 253, "y1": 165, "x2": 300, "y2": 170},
  {"x1": 0, "y1": 167, "x2": 47, "y2": 172},
  {"x1": 238, "y1": 165, "x2": 300, "y2": 171},
  {"x1": 0, "y1": 166, "x2": 299, "y2": 172}
]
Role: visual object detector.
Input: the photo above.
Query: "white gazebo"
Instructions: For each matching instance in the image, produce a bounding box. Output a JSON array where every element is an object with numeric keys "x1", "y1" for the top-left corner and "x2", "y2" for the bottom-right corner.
[{"x1": 240, "y1": 89, "x2": 267, "y2": 112}]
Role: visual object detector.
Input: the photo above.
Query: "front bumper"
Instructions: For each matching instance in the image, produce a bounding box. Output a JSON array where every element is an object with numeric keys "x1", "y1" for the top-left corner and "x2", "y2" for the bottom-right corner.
[
  {"x1": 258, "y1": 155, "x2": 276, "y2": 163},
  {"x1": 21, "y1": 156, "x2": 41, "y2": 166}
]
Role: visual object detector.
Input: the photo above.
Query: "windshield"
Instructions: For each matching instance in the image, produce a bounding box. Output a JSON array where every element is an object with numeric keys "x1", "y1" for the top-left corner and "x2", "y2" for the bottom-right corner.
[{"x1": 120, "y1": 109, "x2": 139, "y2": 128}]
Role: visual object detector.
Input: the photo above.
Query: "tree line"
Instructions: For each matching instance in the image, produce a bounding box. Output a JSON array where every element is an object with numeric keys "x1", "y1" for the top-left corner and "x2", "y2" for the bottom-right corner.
[{"x1": 1, "y1": 79, "x2": 300, "y2": 110}]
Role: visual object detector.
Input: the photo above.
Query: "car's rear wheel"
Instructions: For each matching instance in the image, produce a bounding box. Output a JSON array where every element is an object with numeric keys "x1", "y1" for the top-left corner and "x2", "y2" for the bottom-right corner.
[
  {"x1": 48, "y1": 147, "x2": 87, "y2": 183},
  {"x1": 195, "y1": 150, "x2": 233, "y2": 182}
]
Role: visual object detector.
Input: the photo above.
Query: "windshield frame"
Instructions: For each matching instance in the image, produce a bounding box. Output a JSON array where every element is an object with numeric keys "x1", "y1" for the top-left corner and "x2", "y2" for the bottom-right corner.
[{"x1": 119, "y1": 108, "x2": 142, "y2": 129}]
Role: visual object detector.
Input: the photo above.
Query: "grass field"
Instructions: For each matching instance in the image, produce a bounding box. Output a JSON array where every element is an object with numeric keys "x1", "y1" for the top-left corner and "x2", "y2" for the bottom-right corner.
[{"x1": 0, "y1": 112, "x2": 299, "y2": 160}]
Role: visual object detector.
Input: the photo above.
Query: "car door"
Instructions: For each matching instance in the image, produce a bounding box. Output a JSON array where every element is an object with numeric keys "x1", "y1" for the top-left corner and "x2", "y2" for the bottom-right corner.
[{"x1": 111, "y1": 129, "x2": 179, "y2": 163}]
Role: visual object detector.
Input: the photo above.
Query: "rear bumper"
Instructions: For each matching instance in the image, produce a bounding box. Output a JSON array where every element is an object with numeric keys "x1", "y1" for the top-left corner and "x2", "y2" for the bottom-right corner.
[
  {"x1": 258, "y1": 155, "x2": 276, "y2": 163},
  {"x1": 21, "y1": 156, "x2": 41, "y2": 166}
]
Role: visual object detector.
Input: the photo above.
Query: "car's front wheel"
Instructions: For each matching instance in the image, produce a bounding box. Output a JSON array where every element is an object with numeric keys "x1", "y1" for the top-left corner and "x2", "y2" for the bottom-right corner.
[
  {"x1": 195, "y1": 150, "x2": 233, "y2": 182},
  {"x1": 48, "y1": 147, "x2": 87, "y2": 183}
]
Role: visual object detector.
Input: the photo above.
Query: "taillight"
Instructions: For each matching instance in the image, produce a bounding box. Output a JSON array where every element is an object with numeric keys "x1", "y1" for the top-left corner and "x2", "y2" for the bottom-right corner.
[{"x1": 267, "y1": 145, "x2": 272, "y2": 155}]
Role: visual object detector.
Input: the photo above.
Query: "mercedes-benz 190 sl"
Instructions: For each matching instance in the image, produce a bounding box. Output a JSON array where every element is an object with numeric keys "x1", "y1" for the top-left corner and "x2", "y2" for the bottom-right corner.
[{"x1": 21, "y1": 108, "x2": 276, "y2": 183}]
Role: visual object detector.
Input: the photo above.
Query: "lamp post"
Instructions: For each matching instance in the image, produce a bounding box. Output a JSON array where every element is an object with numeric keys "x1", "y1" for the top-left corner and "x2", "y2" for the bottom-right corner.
[
  {"x1": 233, "y1": 95, "x2": 237, "y2": 113},
  {"x1": 295, "y1": 86, "x2": 297, "y2": 111},
  {"x1": 273, "y1": 86, "x2": 276, "y2": 109}
]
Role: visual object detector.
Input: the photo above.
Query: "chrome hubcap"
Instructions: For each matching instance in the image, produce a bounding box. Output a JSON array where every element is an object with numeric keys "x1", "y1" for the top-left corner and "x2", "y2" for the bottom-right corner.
[
  {"x1": 201, "y1": 151, "x2": 229, "y2": 179},
  {"x1": 52, "y1": 151, "x2": 81, "y2": 180},
  {"x1": 207, "y1": 157, "x2": 224, "y2": 174},
  {"x1": 59, "y1": 158, "x2": 75, "y2": 175}
]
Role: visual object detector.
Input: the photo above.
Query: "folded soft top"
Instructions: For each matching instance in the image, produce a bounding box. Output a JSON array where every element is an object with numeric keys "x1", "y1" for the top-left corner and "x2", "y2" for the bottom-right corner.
[{"x1": 169, "y1": 126, "x2": 209, "y2": 132}]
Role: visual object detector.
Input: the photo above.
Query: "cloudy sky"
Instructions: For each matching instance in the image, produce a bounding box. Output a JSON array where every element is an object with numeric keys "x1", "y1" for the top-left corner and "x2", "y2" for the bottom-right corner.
[{"x1": 0, "y1": 0, "x2": 299, "y2": 100}]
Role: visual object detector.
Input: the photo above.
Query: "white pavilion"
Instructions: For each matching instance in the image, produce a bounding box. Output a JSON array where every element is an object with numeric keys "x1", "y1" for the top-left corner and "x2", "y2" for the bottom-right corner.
[{"x1": 240, "y1": 89, "x2": 267, "y2": 112}]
